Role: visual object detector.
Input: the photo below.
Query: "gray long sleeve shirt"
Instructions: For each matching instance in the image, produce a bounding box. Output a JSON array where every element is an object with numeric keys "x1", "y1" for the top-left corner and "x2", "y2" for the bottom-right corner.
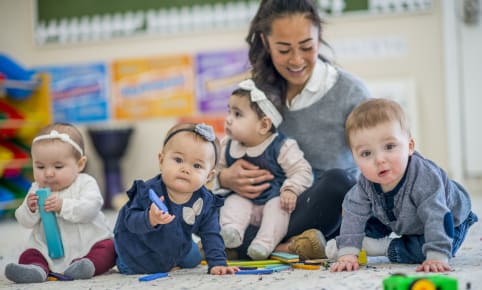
[
  {"x1": 337, "y1": 151, "x2": 473, "y2": 261},
  {"x1": 279, "y1": 69, "x2": 369, "y2": 179}
]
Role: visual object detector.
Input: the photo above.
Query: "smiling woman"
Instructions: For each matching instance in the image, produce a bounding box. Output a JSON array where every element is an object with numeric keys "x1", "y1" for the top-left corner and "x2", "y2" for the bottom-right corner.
[
  {"x1": 216, "y1": 0, "x2": 371, "y2": 260},
  {"x1": 262, "y1": 15, "x2": 321, "y2": 101}
]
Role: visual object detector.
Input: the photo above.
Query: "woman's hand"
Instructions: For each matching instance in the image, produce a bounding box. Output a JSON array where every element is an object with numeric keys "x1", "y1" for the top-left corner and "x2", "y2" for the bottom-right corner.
[
  {"x1": 415, "y1": 259, "x2": 451, "y2": 273},
  {"x1": 219, "y1": 159, "x2": 273, "y2": 199},
  {"x1": 330, "y1": 254, "x2": 360, "y2": 272}
]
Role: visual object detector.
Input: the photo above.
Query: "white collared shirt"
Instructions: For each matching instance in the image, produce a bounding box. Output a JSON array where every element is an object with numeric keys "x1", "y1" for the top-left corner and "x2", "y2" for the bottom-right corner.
[
  {"x1": 228, "y1": 133, "x2": 278, "y2": 159},
  {"x1": 286, "y1": 59, "x2": 338, "y2": 111}
]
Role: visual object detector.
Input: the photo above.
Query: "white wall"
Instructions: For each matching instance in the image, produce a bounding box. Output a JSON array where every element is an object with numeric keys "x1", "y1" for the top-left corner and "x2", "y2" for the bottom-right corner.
[{"x1": 0, "y1": 1, "x2": 454, "y2": 195}]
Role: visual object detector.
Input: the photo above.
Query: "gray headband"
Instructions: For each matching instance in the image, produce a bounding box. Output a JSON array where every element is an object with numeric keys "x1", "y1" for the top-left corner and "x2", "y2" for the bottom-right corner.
[{"x1": 163, "y1": 123, "x2": 217, "y2": 165}]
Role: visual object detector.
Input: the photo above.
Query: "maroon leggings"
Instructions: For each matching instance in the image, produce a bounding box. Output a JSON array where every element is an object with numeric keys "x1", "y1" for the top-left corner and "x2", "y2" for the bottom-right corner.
[{"x1": 18, "y1": 239, "x2": 116, "y2": 275}]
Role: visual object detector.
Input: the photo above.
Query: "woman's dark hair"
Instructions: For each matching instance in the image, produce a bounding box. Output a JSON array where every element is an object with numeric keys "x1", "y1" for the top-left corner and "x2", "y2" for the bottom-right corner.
[{"x1": 246, "y1": 0, "x2": 329, "y2": 103}]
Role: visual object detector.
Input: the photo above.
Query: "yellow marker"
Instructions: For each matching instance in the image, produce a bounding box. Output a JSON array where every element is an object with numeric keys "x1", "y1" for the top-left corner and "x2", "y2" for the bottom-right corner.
[
  {"x1": 358, "y1": 250, "x2": 367, "y2": 265},
  {"x1": 292, "y1": 263, "x2": 320, "y2": 270},
  {"x1": 227, "y1": 260, "x2": 283, "y2": 267}
]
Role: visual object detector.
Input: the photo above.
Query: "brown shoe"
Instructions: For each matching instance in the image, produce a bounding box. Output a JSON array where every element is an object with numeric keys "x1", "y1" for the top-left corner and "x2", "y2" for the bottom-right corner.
[
  {"x1": 288, "y1": 229, "x2": 326, "y2": 260},
  {"x1": 198, "y1": 241, "x2": 238, "y2": 260}
]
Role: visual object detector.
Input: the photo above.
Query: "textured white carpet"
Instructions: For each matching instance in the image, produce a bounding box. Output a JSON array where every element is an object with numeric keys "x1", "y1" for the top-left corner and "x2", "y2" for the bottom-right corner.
[{"x1": 1, "y1": 183, "x2": 481, "y2": 290}]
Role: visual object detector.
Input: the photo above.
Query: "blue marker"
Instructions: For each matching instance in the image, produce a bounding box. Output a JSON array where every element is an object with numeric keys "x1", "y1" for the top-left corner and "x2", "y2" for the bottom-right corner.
[
  {"x1": 266, "y1": 264, "x2": 292, "y2": 272},
  {"x1": 37, "y1": 188, "x2": 64, "y2": 259},
  {"x1": 235, "y1": 268, "x2": 274, "y2": 275},
  {"x1": 149, "y1": 189, "x2": 169, "y2": 213},
  {"x1": 138, "y1": 272, "x2": 168, "y2": 282}
]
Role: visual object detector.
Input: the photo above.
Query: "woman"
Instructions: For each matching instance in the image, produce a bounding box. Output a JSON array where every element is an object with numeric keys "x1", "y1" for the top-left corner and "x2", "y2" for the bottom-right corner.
[{"x1": 216, "y1": 0, "x2": 370, "y2": 259}]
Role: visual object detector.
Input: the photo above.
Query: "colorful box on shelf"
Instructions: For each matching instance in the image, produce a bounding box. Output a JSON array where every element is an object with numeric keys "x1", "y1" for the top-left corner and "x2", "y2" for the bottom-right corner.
[
  {"x1": 0, "y1": 99, "x2": 26, "y2": 138},
  {"x1": 0, "y1": 185, "x2": 15, "y2": 217},
  {"x1": 1, "y1": 74, "x2": 51, "y2": 142},
  {"x1": 0, "y1": 139, "x2": 30, "y2": 178},
  {"x1": 0, "y1": 145, "x2": 13, "y2": 176},
  {"x1": 0, "y1": 53, "x2": 40, "y2": 100}
]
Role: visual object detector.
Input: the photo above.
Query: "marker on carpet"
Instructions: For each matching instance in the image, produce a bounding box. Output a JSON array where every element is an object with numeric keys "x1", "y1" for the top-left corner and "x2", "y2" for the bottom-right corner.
[
  {"x1": 235, "y1": 268, "x2": 274, "y2": 275},
  {"x1": 227, "y1": 260, "x2": 282, "y2": 267},
  {"x1": 292, "y1": 263, "x2": 320, "y2": 270},
  {"x1": 266, "y1": 264, "x2": 292, "y2": 272},
  {"x1": 138, "y1": 272, "x2": 168, "y2": 282}
]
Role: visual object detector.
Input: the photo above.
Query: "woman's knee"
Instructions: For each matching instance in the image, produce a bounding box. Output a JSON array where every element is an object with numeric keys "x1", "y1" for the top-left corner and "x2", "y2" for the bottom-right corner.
[
  {"x1": 310, "y1": 169, "x2": 355, "y2": 202},
  {"x1": 321, "y1": 169, "x2": 356, "y2": 190}
]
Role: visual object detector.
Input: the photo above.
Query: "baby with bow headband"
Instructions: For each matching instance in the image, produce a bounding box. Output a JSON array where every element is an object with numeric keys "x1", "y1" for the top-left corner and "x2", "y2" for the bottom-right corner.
[
  {"x1": 113, "y1": 122, "x2": 239, "y2": 275},
  {"x1": 214, "y1": 79, "x2": 314, "y2": 260},
  {"x1": 5, "y1": 123, "x2": 116, "y2": 283}
]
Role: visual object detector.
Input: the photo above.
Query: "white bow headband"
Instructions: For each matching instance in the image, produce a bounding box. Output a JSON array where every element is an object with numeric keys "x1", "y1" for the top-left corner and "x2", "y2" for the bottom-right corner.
[
  {"x1": 32, "y1": 130, "x2": 84, "y2": 156},
  {"x1": 238, "y1": 79, "x2": 283, "y2": 128}
]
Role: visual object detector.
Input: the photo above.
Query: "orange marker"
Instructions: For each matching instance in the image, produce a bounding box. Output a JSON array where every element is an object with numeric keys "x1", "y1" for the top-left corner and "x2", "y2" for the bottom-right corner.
[{"x1": 292, "y1": 263, "x2": 320, "y2": 270}]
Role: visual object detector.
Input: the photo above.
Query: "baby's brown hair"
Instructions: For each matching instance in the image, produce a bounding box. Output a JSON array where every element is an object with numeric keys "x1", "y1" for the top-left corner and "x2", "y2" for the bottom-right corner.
[
  {"x1": 162, "y1": 123, "x2": 220, "y2": 168},
  {"x1": 345, "y1": 98, "x2": 411, "y2": 148}
]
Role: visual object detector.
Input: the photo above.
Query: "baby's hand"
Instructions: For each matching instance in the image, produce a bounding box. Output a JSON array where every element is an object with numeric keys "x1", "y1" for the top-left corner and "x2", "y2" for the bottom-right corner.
[
  {"x1": 280, "y1": 190, "x2": 297, "y2": 213},
  {"x1": 44, "y1": 195, "x2": 63, "y2": 213},
  {"x1": 149, "y1": 203, "x2": 175, "y2": 226},
  {"x1": 330, "y1": 254, "x2": 360, "y2": 272},
  {"x1": 26, "y1": 192, "x2": 39, "y2": 212},
  {"x1": 416, "y1": 259, "x2": 451, "y2": 273},
  {"x1": 209, "y1": 265, "x2": 239, "y2": 275}
]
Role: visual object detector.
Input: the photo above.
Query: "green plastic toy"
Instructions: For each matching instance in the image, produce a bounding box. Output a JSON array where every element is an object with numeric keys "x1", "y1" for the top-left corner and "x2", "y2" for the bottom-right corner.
[{"x1": 383, "y1": 274, "x2": 457, "y2": 290}]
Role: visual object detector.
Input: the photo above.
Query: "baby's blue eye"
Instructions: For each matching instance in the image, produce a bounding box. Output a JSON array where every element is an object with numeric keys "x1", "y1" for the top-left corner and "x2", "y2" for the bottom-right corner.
[
  {"x1": 386, "y1": 144, "x2": 396, "y2": 150},
  {"x1": 174, "y1": 157, "x2": 182, "y2": 164},
  {"x1": 361, "y1": 151, "x2": 371, "y2": 158}
]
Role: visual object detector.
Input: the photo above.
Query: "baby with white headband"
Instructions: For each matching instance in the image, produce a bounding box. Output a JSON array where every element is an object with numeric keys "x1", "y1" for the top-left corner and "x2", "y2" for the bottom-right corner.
[
  {"x1": 214, "y1": 79, "x2": 314, "y2": 260},
  {"x1": 5, "y1": 123, "x2": 115, "y2": 283}
]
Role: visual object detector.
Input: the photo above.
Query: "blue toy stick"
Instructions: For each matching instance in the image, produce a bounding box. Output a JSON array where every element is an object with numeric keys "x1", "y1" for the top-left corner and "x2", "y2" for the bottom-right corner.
[
  {"x1": 235, "y1": 268, "x2": 274, "y2": 275},
  {"x1": 266, "y1": 264, "x2": 292, "y2": 272},
  {"x1": 138, "y1": 272, "x2": 168, "y2": 282},
  {"x1": 149, "y1": 189, "x2": 169, "y2": 213},
  {"x1": 37, "y1": 188, "x2": 64, "y2": 259}
]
